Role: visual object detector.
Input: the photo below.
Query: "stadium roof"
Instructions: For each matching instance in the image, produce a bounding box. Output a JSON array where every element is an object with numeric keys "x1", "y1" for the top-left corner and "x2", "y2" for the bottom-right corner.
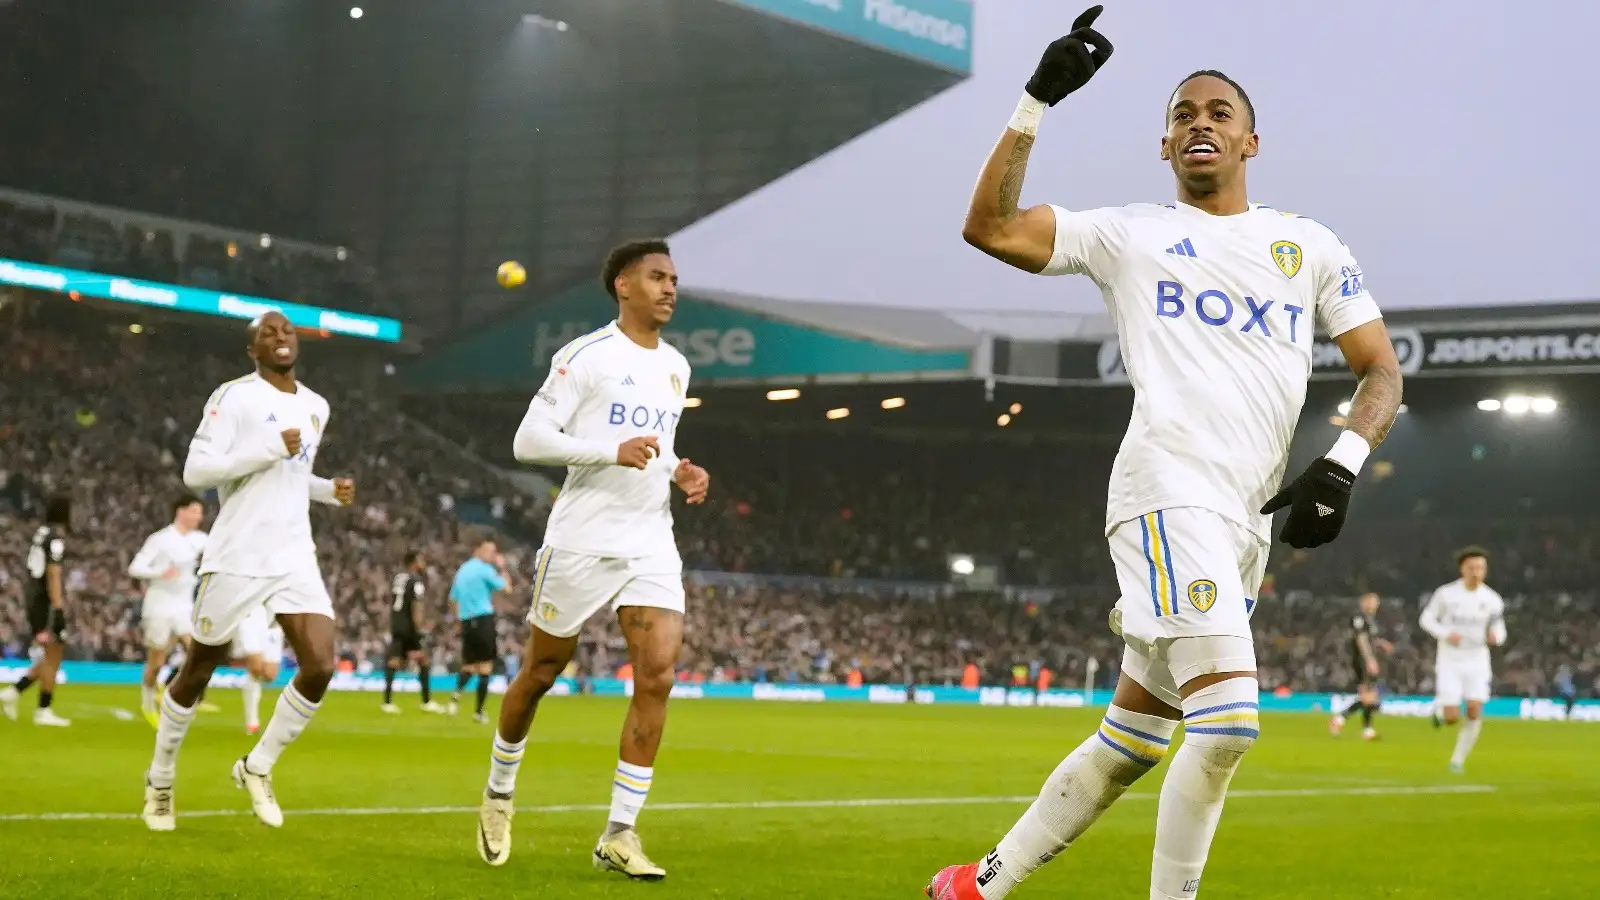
[
  {"x1": 0, "y1": 0, "x2": 972, "y2": 343},
  {"x1": 686, "y1": 287, "x2": 1113, "y2": 347},
  {"x1": 403, "y1": 274, "x2": 1600, "y2": 395}
]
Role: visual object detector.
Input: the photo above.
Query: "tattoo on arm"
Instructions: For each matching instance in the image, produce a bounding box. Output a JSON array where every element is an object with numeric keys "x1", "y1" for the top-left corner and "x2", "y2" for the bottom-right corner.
[
  {"x1": 997, "y1": 134, "x2": 1035, "y2": 219},
  {"x1": 1345, "y1": 364, "x2": 1402, "y2": 447},
  {"x1": 1357, "y1": 633, "x2": 1375, "y2": 666}
]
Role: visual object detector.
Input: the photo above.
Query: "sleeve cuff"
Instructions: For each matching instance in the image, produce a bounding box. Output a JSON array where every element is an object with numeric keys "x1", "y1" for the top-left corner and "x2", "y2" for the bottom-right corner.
[{"x1": 1325, "y1": 430, "x2": 1372, "y2": 475}]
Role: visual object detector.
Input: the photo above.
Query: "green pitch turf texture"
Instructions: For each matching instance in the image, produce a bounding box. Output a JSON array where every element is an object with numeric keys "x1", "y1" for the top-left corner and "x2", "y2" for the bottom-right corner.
[{"x1": 2, "y1": 686, "x2": 1597, "y2": 898}]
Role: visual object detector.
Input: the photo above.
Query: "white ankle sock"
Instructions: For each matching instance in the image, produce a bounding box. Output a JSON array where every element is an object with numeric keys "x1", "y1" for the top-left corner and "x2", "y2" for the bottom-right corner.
[
  {"x1": 609, "y1": 761, "x2": 654, "y2": 828},
  {"x1": 244, "y1": 683, "x2": 319, "y2": 774},
  {"x1": 1151, "y1": 678, "x2": 1260, "y2": 900},
  {"x1": 148, "y1": 693, "x2": 196, "y2": 787},
  {"x1": 977, "y1": 705, "x2": 1178, "y2": 899},
  {"x1": 486, "y1": 732, "x2": 526, "y2": 796},
  {"x1": 242, "y1": 677, "x2": 262, "y2": 730},
  {"x1": 1450, "y1": 717, "x2": 1482, "y2": 767}
]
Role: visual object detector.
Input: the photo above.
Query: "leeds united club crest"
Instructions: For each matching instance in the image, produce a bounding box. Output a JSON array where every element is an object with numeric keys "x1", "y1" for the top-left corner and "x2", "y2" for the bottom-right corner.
[
  {"x1": 1188, "y1": 579, "x2": 1218, "y2": 613},
  {"x1": 1271, "y1": 241, "x2": 1302, "y2": 279},
  {"x1": 669, "y1": 373, "x2": 682, "y2": 396}
]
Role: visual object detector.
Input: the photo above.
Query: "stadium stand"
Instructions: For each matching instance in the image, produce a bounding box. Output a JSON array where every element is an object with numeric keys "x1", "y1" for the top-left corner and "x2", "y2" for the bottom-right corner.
[
  {"x1": 0, "y1": 1, "x2": 1592, "y2": 707},
  {"x1": 2, "y1": 296, "x2": 1595, "y2": 700}
]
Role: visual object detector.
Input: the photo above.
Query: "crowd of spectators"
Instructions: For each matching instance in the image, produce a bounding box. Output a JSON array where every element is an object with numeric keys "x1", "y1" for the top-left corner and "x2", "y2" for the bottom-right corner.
[
  {"x1": 0, "y1": 305, "x2": 534, "y2": 669},
  {"x1": 0, "y1": 193, "x2": 391, "y2": 320},
  {"x1": 1, "y1": 305, "x2": 1595, "y2": 700}
]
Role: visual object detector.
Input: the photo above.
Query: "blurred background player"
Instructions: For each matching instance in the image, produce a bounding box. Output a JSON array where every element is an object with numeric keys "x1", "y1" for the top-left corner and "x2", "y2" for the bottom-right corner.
[
  {"x1": 926, "y1": 10, "x2": 1403, "y2": 900},
  {"x1": 230, "y1": 606, "x2": 285, "y2": 735},
  {"x1": 141, "y1": 311, "x2": 355, "y2": 832},
  {"x1": 1329, "y1": 592, "x2": 1392, "y2": 740},
  {"x1": 476, "y1": 239, "x2": 709, "y2": 878},
  {"x1": 1554, "y1": 664, "x2": 1578, "y2": 719},
  {"x1": 448, "y1": 539, "x2": 509, "y2": 723},
  {"x1": 127, "y1": 494, "x2": 209, "y2": 727},
  {"x1": 1419, "y1": 547, "x2": 1506, "y2": 773},
  {"x1": 1, "y1": 495, "x2": 75, "y2": 726},
  {"x1": 383, "y1": 550, "x2": 444, "y2": 714}
]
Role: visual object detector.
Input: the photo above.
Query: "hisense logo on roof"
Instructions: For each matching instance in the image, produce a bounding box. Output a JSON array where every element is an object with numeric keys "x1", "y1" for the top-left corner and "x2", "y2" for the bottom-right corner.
[{"x1": 862, "y1": 0, "x2": 968, "y2": 50}]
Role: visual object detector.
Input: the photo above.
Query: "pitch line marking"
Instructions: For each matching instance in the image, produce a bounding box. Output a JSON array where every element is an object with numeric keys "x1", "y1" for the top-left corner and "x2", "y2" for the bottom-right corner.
[{"x1": 0, "y1": 784, "x2": 1495, "y2": 823}]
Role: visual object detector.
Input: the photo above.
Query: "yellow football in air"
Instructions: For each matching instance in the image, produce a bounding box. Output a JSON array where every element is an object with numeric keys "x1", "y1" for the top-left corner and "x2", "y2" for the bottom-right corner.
[{"x1": 497, "y1": 261, "x2": 526, "y2": 288}]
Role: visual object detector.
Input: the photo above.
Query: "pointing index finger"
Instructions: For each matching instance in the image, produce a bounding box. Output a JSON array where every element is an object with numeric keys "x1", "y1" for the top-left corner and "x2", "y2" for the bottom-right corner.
[{"x1": 1070, "y1": 4, "x2": 1103, "y2": 32}]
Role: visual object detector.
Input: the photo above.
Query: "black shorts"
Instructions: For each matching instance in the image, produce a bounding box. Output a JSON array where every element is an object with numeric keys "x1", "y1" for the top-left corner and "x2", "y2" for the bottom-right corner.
[
  {"x1": 388, "y1": 630, "x2": 424, "y2": 659},
  {"x1": 1350, "y1": 655, "x2": 1373, "y2": 687},
  {"x1": 1352, "y1": 670, "x2": 1382, "y2": 692},
  {"x1": 26, "y1": 601, "x2": 66, "y2": 641},
  {"x1": 459, "y1": 616, "x2": 496, "y2": 665}
]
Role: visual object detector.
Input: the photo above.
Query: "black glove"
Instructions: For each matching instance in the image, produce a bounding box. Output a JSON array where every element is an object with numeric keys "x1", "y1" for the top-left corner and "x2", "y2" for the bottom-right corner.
[
  {"x1": 1025, "y1": 6, "x2": 1114, "y2": 106},
  {"x1": 1260, "y1": 457, "x2": 1355, "y2": 549}
]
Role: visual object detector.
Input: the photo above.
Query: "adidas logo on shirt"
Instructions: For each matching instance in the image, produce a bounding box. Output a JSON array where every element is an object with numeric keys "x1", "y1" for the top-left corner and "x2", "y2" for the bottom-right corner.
[
  {"x1": 1164, "y1": 238, "x2": 1198, "y2": 258},
  {"x1": 621, "y1": 375, "x2": 636, "y2": 386},
  {"x1": 265, "y1": 413, "x2": 277, "y2": 423},
  {"x1": 1315, "y1": 502, "x2": 1335, "y2": 517}
]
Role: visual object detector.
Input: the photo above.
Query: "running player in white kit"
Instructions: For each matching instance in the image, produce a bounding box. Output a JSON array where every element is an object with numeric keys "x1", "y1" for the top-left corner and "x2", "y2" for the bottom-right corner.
[
  {"x1": 127, "y1": 494, "x2": 208, "y2": 727},
  {"x1": 474, "y1": 239, "x2": 709, "y2": 879},
  {"x1": 926, "y1": 9, "x2": 1404, "y2": 899},
  {"x1": 1419, "y1": 546, "x2": 1506, "y2": 773},
  {"x1": 230, "y1": 606, "x2": 285, "y2": 735},
  {"x1": 140, "y1": 311, "x2": 355, "y2": 832}
]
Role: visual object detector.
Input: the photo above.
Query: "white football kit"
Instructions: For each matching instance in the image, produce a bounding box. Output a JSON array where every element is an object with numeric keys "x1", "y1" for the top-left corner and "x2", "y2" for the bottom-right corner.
[
  {"x1": 183, "y1": 372, "x2": 342, "y2": 646},
  {"x1": 512, "y1": 322, "x2": 691, "y2": 638},
  {"x1": 128, "y1": 525, "x2": 209, "y2": 649},
  {"x1": 1419, "y1": 579, "x2": 1506, "y2": 706},
  {"x1": 1042, "y1": 202, "x2": 1383, "y2": 705},
  {"x1": 231, "y1": 605, "x2": 286, "y2": 663}
]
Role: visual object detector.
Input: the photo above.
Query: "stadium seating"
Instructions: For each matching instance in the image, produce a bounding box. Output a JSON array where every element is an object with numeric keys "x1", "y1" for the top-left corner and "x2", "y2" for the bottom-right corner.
[{"x1": 0, "y1": 196, "x2": 1594, "y2": 700}]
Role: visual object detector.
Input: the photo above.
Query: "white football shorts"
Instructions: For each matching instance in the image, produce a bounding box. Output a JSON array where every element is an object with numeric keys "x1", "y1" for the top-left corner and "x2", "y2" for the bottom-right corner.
[
  {"x1": 231, "y1": 605, "x2": 286, "y2": 662},
  {"x1": 141, "y1": 603, "x2": 193, "y2": 649},
  {"x1": 192, "y1": 569, "x2": 331, "y2": 647},
  {"x1": 524, "y1": 547, "x2": 685, "y2": 639},
  {"x1": 1108, "y1": 507, "x2": 1267, "y2": 703},
  {"x1": 1434, "y1": 658, "x2": 1492, "y2": 706}
]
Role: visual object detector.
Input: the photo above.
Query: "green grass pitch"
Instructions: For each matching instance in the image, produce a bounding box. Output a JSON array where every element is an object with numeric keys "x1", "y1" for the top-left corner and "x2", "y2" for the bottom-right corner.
[{"x1": 2, "y1": 686, "x2": 1597, "y2": 898}]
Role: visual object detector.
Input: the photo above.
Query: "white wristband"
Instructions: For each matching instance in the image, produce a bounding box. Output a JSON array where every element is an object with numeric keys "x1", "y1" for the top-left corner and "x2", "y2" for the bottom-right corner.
[
  {"x1": 1324, "y1": 430, "x2": 1372, "y2": 475},
  {"x1": 1008, "y1": 93, "x2": 1047, "y2": 136}
]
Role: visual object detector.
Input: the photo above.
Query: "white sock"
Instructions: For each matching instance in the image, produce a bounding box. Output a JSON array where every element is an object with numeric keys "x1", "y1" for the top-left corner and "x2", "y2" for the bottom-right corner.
[
  {"x1": 242, "y1": 677, "x2": 263, "y2": 730},
  {"x1": 148, "y1": 692, "x2": 196, "y2": 787},
  {"x1": 977, "y1": 706, "x2": 1178, "y2": 899},
  {"x1": 244, "y1": 683, "x2": 320, "y2": 774},
  {"x1": 1450, "y1": 717, "x2": 1482, "y2": 767},
  {"x1": 1151, "y1": 678, "x2": 1260, "y2": 900},
  {"x1": 609, "y1": 761, "x2": 654, "y2": 828},
  {"x1": 141, "y1": 683, "x2": 156, "y2": 712},
  {"x1": 486, "y1": 733, "x2": 526, "y2": 796}
]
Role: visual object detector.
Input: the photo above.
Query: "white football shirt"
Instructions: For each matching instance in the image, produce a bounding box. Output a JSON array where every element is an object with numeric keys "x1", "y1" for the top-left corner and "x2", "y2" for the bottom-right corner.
[
  {"x1": 128, "y1": 525, "x2": 209, "y2": 617},
  {"x1": 1419, "y1": 579, "x2": 1507, "y2": 665},
  {"x1": 519, "y1": 321, "x2": 691, "y2": 559},
  {"x1": 184, "y1": 373, "x2": 341, "y2": 577},
  {"x1": 1044, "y1": 202, "x2": 1383, "y2": 540}
]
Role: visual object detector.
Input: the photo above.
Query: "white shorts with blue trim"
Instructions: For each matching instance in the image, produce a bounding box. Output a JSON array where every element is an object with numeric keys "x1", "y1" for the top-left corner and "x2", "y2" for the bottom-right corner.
[
  {"x1": 523, "y1": 547, "x2": 685, "y2": 639},
  {"x1": 192, "y1": 569, "x2": 331, "y2": 647},
  {"x1": 1108, "y1": 507, "x2": 1268, "y2": 657}
]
